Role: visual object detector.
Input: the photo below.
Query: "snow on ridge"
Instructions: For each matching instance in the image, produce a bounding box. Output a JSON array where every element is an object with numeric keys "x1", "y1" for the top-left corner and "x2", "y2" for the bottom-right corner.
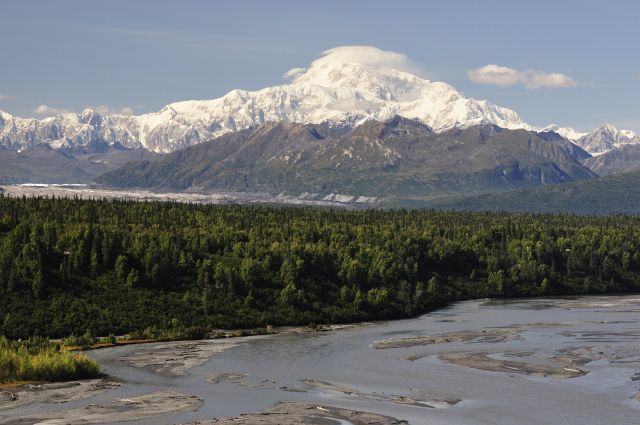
[
  {"x1": 542, "y1": 124, "x2": 588, "y2": 141},
  {"x1": 572, "y1": 123, "x2": 640, "y2": 155},
  {"x1": 0, "y1": 46, "x2": 637, "y2": 156},
  {"x1": 0, "y1": 46, "x2": 531, "y2": 153}
]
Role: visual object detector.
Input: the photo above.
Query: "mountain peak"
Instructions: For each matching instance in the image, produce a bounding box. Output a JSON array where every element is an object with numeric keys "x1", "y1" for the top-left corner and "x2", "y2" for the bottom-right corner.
[
  {"x1": 2, "y1": 45, "x2": 626, "y2": 155},
  {"x1": 0, "y1": 46, "x2": 533, "y2": 153},
  {"x1": 542, "y1": 124, "x2": 587, "y2": 141},
  {"x1": 595, "y1": 123, "x2": 637, "y2": 139},
  {"x1": 573, "y1": 123, "x2": 640, "y2": 155},
  {"x1": 597, "y1": 123, "x2": 623, "y2": 135}
]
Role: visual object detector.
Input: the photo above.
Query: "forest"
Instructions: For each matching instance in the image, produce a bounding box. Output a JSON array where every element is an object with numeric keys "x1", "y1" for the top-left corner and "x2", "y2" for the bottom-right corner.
[{"x1": 1, "y1": 195, "x2": 640, "y2": 340}]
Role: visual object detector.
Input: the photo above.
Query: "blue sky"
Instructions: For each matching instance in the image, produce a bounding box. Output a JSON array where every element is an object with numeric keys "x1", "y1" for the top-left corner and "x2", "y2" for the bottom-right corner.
[{"x1": 1, "y1": 0, "x2": 638, "y2": 132}]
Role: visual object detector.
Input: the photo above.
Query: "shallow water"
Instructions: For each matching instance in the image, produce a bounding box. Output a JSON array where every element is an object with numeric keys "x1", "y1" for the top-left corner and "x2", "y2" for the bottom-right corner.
[{"x1": 4, "y1": 295, "x2": 640, "y2": 424}]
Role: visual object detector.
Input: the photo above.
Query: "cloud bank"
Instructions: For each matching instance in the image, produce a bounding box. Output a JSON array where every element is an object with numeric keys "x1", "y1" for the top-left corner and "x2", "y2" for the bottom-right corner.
[
  {"x1": 33, "y1": 104, "x2": 134, "y2": 116},
  {"x1": 93, "y1": 105, "x2": 134, "y2": 115},
  {"x1": 468, "y1": 64, "x2": 577, "y2": 89},
  {"x1": 283, "y1": 46, "x2": 427, "y2": 82},
  {"x1": 318, "y1": 46, "x2": 424, "y2": 75},
  {"x1": 33, "y1": 105, "x2": 69, "y2": 115}
]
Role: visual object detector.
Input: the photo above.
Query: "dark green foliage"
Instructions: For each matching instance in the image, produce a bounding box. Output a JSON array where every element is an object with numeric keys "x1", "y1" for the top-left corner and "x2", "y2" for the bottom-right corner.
[
  {"x1": 127, "y1": 324, "x2": 208, "y2": 341},
  {"x1": 1, "y1": 195, "x2": 639, "y2": 339},
  {"x1": 63, "y1": 330, "x2": 97, "y2": 349}
]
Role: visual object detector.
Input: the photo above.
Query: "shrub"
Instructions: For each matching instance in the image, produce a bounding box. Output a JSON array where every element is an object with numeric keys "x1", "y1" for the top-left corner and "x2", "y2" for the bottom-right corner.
[
  {"x1": 63, "y1": 330, "x2": 97, "y2": 349},
  {"x1": 0, "y1": 336, "x2": 99, "y2": 383}
]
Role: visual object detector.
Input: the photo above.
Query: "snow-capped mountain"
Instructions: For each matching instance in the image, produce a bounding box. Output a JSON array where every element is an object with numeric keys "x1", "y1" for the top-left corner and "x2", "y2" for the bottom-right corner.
[
  {"x1": 572, "y1": 124, "x2": 639, "y2": 156},
  {"x1": 0, "y1": 109, "x2": 144, "y2": 151},
  {"x1": 1, "y1": 46, "x2": 532, "y2": 153},
  {"x1": 1, "y1": 46, "x2": 638, "y2": 156},
  {"x1": 541, "y1": 123, "x2": 640, "y2": 155},
  {"x1": 542, "y1": 125, "x2": 587, "y2": 141}
]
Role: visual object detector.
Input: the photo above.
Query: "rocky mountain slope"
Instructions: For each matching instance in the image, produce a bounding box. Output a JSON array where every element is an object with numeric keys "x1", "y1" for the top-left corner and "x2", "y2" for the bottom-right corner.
[
  {"x1": 0, "y1": 144, "x2": 162, "y2": 184},
  {"x1": 96, "y1": 117, "x2": 596, "y2": 203},
  {"x1": 582, "y1": 144, "x2": 640, "y2": 176},
  {"x1": 2, "y1": 45, "x2": 638, "y2": 197}
]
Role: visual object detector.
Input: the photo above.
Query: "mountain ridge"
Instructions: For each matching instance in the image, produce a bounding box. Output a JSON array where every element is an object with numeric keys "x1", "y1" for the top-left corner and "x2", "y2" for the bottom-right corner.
[
  {"x1": 96, "y1": 117, "x2": 597, "y2": 204},
  {"x1": 573, "y1": 124, "x2": 639, "y2": 155},
  {"x1": 3, "y1": 46, "x2": 636, "y2": 156}
]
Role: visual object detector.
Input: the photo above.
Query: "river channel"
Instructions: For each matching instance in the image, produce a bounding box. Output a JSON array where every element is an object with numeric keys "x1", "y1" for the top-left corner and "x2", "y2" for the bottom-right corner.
[{"x1": 2, "y1": 296, "x2": 639, "y2": 424}]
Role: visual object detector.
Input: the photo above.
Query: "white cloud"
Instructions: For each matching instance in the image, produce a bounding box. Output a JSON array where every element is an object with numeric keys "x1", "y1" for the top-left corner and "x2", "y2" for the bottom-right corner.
[
  {"x1": 468, "y1": 64, "x2": 578, "y2": 89},
  {"x1": 33, "y1": 104, "x2": 69, "y2": 115},
  {"x1": 93, "y1": 105, "x2": 134, "y2": 115},
  {"x1": 33, "y1": 104, "x2": 135, "y2": 116},
  {"x1": 282, "y1": 46, "x2": 428, "y2": 84},
  {"x1": 283, "y1": 67, "x2": 306, "y2": 81},
  {"x1": 317, "y1": 46, "x2": 426, "y2": 77},
  {"x1": 0, "y1": 94, "x2": 11, "y2": 101}
]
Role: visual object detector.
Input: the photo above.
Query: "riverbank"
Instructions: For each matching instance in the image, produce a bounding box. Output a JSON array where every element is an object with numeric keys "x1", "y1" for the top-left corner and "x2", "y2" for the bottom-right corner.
[
  {"x1": 0, "y1": 322, "x2": 363, "y2": 414},
  {"x1": 119, "y1": 339, "x2": 242, "y2": 377},
  {"x1": 63, "y1": 323, "x2": 361, "y2": 352},
  {"x1": 185, "y1": 401, "x2": 407, "y2": 425},
  {"x1": 107, "y1": 323, "x2": 365, "y2": 377},
  {"x1": 0, "y1": 379, "x2": 120, "y2": 412},
  {"x1": 0, "y1": 390, "x2": 202, "y2": 425}
]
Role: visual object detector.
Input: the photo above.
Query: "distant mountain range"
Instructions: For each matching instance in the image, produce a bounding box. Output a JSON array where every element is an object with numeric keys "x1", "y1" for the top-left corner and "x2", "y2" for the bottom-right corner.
[
  {"x1": 96, "y1": 117, "x2": 597, "y2": 203},
  {"x1": 572, "y1": 124, "x2": 639, "y2": 155},
  {"x1": 0, "y1": 144, "x2": 161, "y2": 184},
  {"x1": 1, "y1": 46, "x2": 637, "y2": 156},
  {"x1": 2, "y1": 46, "x2": 640, "y2": 213},
  {"x1": 582, "y1": 144, "x2": 640, "y2": 176}
]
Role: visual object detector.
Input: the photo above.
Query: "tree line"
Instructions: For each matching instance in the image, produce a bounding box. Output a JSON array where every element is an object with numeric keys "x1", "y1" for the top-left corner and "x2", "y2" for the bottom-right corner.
[{"x1": 1, "y1": 195, "x2": 639, "y2": 339}]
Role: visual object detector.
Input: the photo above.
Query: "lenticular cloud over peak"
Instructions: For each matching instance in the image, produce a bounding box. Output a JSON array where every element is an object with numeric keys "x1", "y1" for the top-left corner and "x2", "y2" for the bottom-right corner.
[{"x1": 285, "y1": 46, "x2": 427, "y2": 84}]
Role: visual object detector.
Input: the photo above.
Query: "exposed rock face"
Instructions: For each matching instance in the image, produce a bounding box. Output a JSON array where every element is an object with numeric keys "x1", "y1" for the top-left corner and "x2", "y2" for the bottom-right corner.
[{"x1": 96, "y1": 117, "x2": 595, "y2": 201}]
